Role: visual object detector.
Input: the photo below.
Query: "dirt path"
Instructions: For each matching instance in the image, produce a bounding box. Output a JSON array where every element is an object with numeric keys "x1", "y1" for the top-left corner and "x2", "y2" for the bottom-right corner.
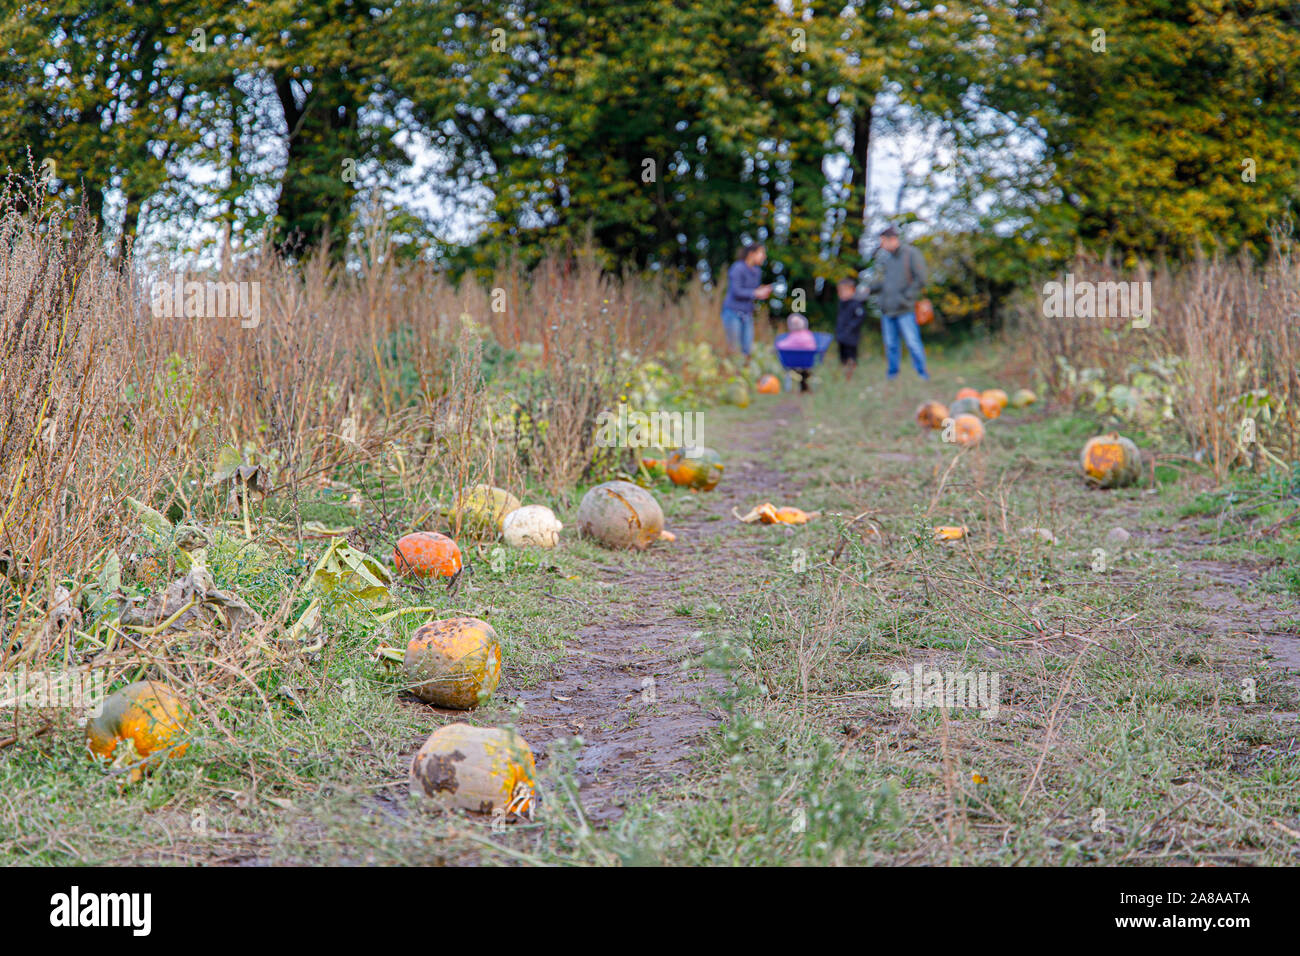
[{"x1": 510, "y1": 399, "x2": 805, "y2": 822}]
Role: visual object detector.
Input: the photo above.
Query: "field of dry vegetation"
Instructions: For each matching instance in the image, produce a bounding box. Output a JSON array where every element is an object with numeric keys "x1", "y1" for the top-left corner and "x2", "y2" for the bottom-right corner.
[{"x1": 2, "y1": 188, "x2": 1298, "y2": 866}]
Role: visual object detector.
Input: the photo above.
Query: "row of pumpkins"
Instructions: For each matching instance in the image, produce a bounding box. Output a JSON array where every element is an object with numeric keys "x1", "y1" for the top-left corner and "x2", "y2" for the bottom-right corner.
[
  {"x1": 86, "y1": 387, "x2": 1144, "y2": 812},
  {"x1": 84, "y1": 456, "x2": 730, "y2": 814},
  {"x1": 916, "y1": 385, "x2": 1144, "y2": 487},
  {"x1": 915, "y1": 386, "x2": 1035, "y2": 447}
]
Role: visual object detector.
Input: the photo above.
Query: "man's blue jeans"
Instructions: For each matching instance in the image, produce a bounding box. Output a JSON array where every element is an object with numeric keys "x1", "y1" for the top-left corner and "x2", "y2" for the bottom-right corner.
[
  {"x1": 881, "y1": 311, "x2": 928, "y2": 379},
  {"x1": 721, "y1": 308, "x2": 754, "y2": 357}
]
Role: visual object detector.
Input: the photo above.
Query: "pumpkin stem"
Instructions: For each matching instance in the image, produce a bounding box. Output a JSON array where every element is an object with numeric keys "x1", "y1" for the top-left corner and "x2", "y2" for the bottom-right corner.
[{"x1": 375, "y1": 644, "x2": 405, "y2": 665}]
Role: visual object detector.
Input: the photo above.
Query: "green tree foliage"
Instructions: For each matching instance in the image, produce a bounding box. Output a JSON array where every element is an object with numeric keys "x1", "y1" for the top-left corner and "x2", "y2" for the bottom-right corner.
[
  {"x1": 1, "y1": 0, "x2": 1295, "y2": 279},
  {"x1": 979, "y1": 0, "x2": 1300, "y2": 258}
]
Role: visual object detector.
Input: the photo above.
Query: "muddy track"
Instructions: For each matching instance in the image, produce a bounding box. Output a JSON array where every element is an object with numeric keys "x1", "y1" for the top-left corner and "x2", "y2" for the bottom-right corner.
[{"x1": 509, "y1": 398, "x2": 806, "y2": 822}]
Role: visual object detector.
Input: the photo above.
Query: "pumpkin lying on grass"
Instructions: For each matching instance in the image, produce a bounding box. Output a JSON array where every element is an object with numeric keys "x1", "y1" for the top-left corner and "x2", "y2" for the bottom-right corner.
[
  {"x1": 949, "y1": 396, "x2": 982, "y2": 418},
  {"x1": 933, "y1": 525, "x2": 970, "y2": 541},
  {"x1": 666, "y1": 446, "x2": 724, "y2": 491},
  {"x1": 410, "y1": 723, "x2": 537, "y2": 820},
  {"x1": 576, "y1": 480, "x2": 665, "y2": 550},
  {"x1": 86, "y1": 680, "x2": 194, "y2": 782},
  {"x1": 978, "y1": 390, "x2": 1005, "y2": 419},
  {"x1": 393, "y1": 531, "x2": 462, "y2": 579},
  {"x1": 950, "y1": 413, "x2": 985, "y2": 447},
  {"x1": 1011, "y1": 388, "x2": 1037, "y2": 408},
  {"x1": 723, "y1": 379, "x2": 751, "y2": 408},
  {"x1": 955, "y1": 387, "x2": 980, "y2": 402},
  {"x1": 452, "y1": 485, "x2": 520, "y2": 538},
  {"x1": 756, "y1": 374, "x2": 781, "y2": 395},
  {"x1": 638, "y1": 448, "x2": 668, "y2": 480},
  {"x1": 380, "y1": 616, "x2": 501, "y2": 709},
  {"x1": 502, "y1": 505, "x2": 562, "y2": 548},
  {"x1": 1081, "y1": 432, "x2": 1142, "y2": 488},
  {"x1": 916, "y1": 400, "x2": 949, "y2": 430}
]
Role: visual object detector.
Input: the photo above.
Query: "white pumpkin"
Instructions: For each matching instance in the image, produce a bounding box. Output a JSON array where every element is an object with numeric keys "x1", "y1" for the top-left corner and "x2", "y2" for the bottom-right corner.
[{"x1": 502, "y1": 504, "x2": 563, "y2": 549}]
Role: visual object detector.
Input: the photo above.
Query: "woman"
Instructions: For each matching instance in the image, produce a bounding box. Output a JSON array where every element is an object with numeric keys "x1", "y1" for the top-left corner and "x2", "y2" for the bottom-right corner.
[{"x1": 719, "y1": 242, "x2": 773, "y2": 362}]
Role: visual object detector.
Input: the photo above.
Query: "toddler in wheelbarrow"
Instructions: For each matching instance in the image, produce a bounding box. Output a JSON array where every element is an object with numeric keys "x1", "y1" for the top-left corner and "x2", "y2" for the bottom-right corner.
[{"x1": 774, "y1": 315, "x2": 833, "y2": 392}]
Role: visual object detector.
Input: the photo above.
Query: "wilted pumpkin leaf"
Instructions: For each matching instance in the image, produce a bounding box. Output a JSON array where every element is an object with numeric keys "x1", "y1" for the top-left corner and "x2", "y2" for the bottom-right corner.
[
  {"x1": 126, "y1": 496, "x2": 173, "y2": 544},
  {"x1": 86, "y1": 551, "x2": 121, "y2": 617},
  {"x1": 309, "y1": 537, "x2": 393, "y2": 608}
]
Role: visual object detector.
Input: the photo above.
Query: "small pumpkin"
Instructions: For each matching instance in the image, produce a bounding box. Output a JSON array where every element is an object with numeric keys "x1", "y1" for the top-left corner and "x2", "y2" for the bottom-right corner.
[
  {"x1": 452, "y1": 485, "x2": 520, "y2": 538},
  {"x1": 639, "y1": 447, "x2": 668, "y2": 480},
  {"x1": 955, "y1": 387, "x2": 980, "y2": 402},
  {"x1": 393, "y1": 531, "x2": 463, "y2": 578},
  {"x1": 978, "y1": 393, "x2": 1003, "y2": 419},
  {"x1": 951, "y1": 413, "x2": 985, "y2": 447},
  {"x1": 916, "y1": 400, "x2": 949, "y2": 430},
  {"x1": 981, "y1": 388, "x2": 1009, "y2": 410},
  {"x1": 1080, "y1": 432, "x2": 1142, "y2": 488},
  {"x1": 410, "y1": 723, "x2": 537, "y2": 819},
  {"x1": 949, "y1": 396, "x2": 983, "y2": 418},
  {"x1": 723, "y1": 379, "x2": 752, "y2": 408},
  {"x1": 1011, "y1": 388, "x2": 1038, "y2": 408},
  {"x1": 502, "y1": 505, "x2": 562, "y2": 548},
  {"x1": 576, "y1": 480, "x2": 665, "y2": 550},
  {"x1": 86, "y1": 680, "x2": 194, "y2": 782},
  {"x1": 396, "y1": 617, "x2": 501, "y2": 709},
  {"x1": 756, "y1": 374, "x2": 781, "y2": 395},
  {"x1": 666, "y1": 446, "x2": 724, "y2": 491}
]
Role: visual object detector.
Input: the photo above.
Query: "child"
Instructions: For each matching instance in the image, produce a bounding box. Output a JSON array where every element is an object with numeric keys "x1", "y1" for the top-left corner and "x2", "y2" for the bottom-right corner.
[
  {"x1": 776, "y1": 315, "x2": 817, "y2": 392},
  {"x1": 835, "y1": 276, "x2": 866, "y2": 381}
]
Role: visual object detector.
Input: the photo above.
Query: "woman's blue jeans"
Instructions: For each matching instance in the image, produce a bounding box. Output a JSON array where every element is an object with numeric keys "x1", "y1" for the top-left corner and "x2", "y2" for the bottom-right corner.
[{"x1": 721, "y1": 308, "x2": 754, "y2": 357}]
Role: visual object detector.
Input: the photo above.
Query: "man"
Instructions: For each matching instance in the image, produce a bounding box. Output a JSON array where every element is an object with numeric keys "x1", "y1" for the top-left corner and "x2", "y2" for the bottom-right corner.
[
  {"x1": 835, "y1": 276, "x2": 866, "y2": 381},
  {"x1": 857, "y1": 225, "x2": 928, "y2": 380},
  {"x1": 720, "y1": 242, "x2": 773, "y2": 362}
]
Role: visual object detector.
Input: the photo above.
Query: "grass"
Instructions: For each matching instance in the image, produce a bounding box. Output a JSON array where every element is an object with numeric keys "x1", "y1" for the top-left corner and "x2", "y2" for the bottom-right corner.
[{"x1": 5, "y1": 346, "x2": 1298, "y2": 866}]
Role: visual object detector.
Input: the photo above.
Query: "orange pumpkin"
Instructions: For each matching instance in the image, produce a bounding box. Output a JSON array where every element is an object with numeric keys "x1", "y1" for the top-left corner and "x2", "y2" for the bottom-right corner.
[
  {"x1": 86, "y1": 680, "x2": 194, "y2": 782},
  {"x1": 916, "y1": 400, "x2": 949, "y2": 430},
  {"x1": 400, "y1": 617, "x2": 501, "y2": 709},
  {"x1": 666, "y1": 447, "x2": 724, "y2": 491},
  {"x1": 981, "y1": 388, "x2": 1009, "y2": 410},
  {"x1": 393, "y1": 531, "x2": 463, "y2": 578},
  {"x1": 978, "y1": 393, "x2": 1003, "y2": 419},
  {"x1": 951, "y1": 413, "x2": 985, "y2": 447},
  {"x1": 756, "y1": 374, "x2": 781, "y2": 395},
  {"x1": 1080, "y1": 433, "x2": 1142, "y2": 488},
  {"x1": 955, "y1": 387, "x2": 980, "y2": 402}
]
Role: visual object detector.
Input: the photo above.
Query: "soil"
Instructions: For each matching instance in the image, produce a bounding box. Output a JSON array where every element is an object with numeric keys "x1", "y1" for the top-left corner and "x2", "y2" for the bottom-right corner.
[{"x1": 504, "y1": 398, "x2": 806, "y2": 821}]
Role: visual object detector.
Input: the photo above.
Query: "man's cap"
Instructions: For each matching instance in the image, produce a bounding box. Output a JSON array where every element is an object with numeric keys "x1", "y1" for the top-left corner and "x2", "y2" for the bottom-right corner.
[{"x1": 879, "y1": 225, "x2": 900, "y2": 238}]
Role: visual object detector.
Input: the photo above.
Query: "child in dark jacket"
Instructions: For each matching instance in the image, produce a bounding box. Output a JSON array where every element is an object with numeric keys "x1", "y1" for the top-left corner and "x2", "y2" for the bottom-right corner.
[{"x1": 835, "y1": 277, "x2": 866, "y2": 381}]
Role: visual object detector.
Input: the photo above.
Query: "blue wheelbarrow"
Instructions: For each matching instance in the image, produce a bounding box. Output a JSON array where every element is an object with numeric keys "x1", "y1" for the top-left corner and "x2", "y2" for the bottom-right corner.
[{"x1": 775, "y1": 331, "x2": 834, "y2": 392}]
